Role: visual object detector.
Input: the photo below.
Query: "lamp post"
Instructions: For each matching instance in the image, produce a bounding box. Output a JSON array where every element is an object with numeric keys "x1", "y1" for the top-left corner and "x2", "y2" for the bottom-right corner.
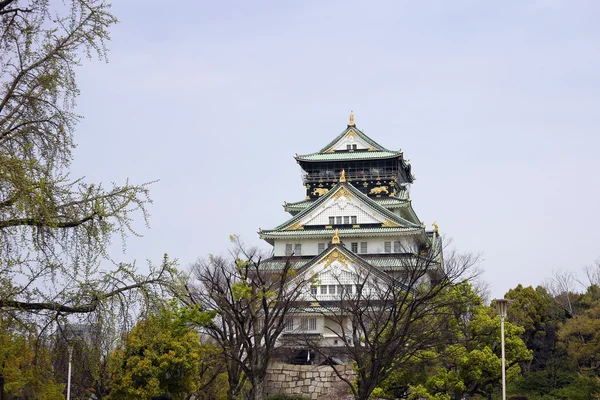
[
  {"x1": 495, "y1": 299, "x2": 510, "y2": 400},
  {"x1": 66, "y1": 345, "x2": 73, "y2": 400}
]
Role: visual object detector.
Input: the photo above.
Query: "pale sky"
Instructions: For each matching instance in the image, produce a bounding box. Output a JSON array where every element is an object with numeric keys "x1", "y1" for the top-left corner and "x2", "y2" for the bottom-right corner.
[{"x1": 70, "y1": 0, "x2": 600, "y2": 300}]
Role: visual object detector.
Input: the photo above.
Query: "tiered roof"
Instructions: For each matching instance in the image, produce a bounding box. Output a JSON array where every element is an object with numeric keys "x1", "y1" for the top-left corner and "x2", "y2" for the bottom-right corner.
[
  {"x1": 283, "y1": 184, "x2": 421, "y2": 225},
  {"x1": 294, "y1": 120, "x2": 414, "y2": 182},
  {"x1": 260, "y1": 180, "x2": 424, "y2": 245}
]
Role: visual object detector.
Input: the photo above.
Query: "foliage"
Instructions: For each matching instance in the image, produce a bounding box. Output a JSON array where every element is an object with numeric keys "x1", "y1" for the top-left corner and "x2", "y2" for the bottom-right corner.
[
  {"x1": 508, "y1": 370, "x2": 600, "y2": 400},
  {"x1": 264, "y1": 395, "x2": 309, "y2": 400},
  {"x1": 107, "y1": 303, "x2": 225, "y2": 400},
  {"x1": 378, "y1": 283, "x2": 532, "y2": 400},
  {"x1": 0, "y1": 0, "x2": 175, "y2": 331},
  {"x1": 557, "y1": 294, "x2": 600, "y2": 375},
  {"x1": 505, "y1": 285, "x2": 564, "y2": 372},
  {"x1": 0, "y1": 319, "x2": 64, "y2": 399}
]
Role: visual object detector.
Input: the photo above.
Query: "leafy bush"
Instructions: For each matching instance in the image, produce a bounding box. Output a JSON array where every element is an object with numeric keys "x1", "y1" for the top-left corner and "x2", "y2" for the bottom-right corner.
[{"x1": 264, "y1": 395, "x2": 309, "y2": 400}]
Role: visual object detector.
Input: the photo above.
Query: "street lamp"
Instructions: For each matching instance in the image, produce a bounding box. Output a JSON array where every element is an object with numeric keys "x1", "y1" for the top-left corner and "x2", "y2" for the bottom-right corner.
[
  {"x1": 494, "y1": 299, "x2": 510, "y2": 400},
  {"x1": 66, "y1": 344, "x2": 73, "y2": 400}
]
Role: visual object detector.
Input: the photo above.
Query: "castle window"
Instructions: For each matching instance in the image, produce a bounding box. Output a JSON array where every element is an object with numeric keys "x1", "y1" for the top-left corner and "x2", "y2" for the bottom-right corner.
[
  {"x1": 344, "y1": 216, "x2": 350, "y2": 224},
  {"x1": 336, "y1": 216, "x2": 342, "y2": 224},
  {"x1": 352, "y1": 144, "x2": 357, "y2": 150},
  {"x1": 346, "y1": 144, "x2": 352, "y2": 150},
  {"x1": 301, "y1": 317, "x2": 317, "y2": 331},
  {"x1": 351, "y1": 242, "x2": 358, "y2": 252},
  {"x1": 384, "y1": 242, "x2": 391, "y2": 253},
  {"x1": 285, "y1": 244, "x2": 293, "y2": 256},
  {"x1": 294, "y1": 244, "x2": 302, "y2": 255},
  {"x1": 351, "y1": 216, "x2": 357, "y2": 224},
  {"x1": 329, "y1": 217, "x2": 335, "y2": 225},
  {"x1": 318, "y1": 243, "x2": 325, "y2": 253},
  {"x1": 345, "y1": 284, "x2": 353, "y2": 294},
  {"x1": 284, "y1": 319, "x2": 294, "y2": 332},
  {"x1": 320, "y1": 286, "x2": 327, "y2": 295},
  {"x1": 360, "y1": 242, "x2": 368, "y2": 253},
  {"x1": 394, "y1": 240, "x2": 401, "y2": 253},
  {"x1": 310, "y1": 286, "x2": 318, "y2": 295},
  {"x1": 329, "y1": 285, "x2": 336, "y2": 294}
]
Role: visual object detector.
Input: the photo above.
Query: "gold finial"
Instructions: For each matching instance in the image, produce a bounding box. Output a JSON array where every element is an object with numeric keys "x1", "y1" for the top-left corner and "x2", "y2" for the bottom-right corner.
[
  {"x1": 340, "y1": 169, "x2": 346, "y2": 182},
  {"x1": 348, "y1": 111, "x2": 355, "y2": 126},
  {"x1": 432, "y1": 221, "x2": 439, "y2": 233},
  {"x1": 331, "y1": 228, "x2": 340, "y2": 244}
]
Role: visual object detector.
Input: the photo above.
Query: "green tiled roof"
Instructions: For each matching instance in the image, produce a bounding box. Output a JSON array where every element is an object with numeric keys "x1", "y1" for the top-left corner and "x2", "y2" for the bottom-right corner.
[
  {"x1": 319, "y1": 126, "x2": 389, "y2": 153},
  {"x1": 294, "y1": 244, "x2": 397, "y2": 284},
  {"x1": 260, "y1": 226, "x2": 421, "y2": 239},
  {"x1": 296, "y1": 150, "x2": 401, "y2": 162},
  {"x1": 270, "y1": 181, "x2": 421, "y2": 233},
  {"x1": 260, "y1": 254, "x2": 424, "y2": 271},
  {"x1": 283, "y1": 194, "x2": 410, "y2": 214}
]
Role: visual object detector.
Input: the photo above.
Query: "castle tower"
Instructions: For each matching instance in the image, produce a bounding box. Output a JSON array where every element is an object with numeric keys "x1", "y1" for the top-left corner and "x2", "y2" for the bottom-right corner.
[{"x1": 259, "y1": 114, "x2": 441, "y2": 363}]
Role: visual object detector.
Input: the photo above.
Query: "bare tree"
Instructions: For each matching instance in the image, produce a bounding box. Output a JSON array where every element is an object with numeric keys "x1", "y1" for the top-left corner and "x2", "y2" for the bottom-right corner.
[
  {"x1": 180, "y1": 236, "x2": 311, "y2": 400},
  {"x1": 583, "y1": 258, "x2": 600, "y2": 288},
  {"x1": 300, "y1": 242, "x2": 480, "y2": 400},
  {"x1": 544, "y1": 269, "x2": 578, "y2": 317}
]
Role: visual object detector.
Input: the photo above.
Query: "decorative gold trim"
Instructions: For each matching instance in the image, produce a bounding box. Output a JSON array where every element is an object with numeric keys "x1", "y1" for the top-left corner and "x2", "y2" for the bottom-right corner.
[
  {"x1": 340, "y1": 169, "x2": 346, "y2": 182},
  {"x1": 286, "y1": 221, "x2": 304, "y2": 231},
  {"x1": 323, "y1": 249, "x2": 349, "y2": 268},
  {"x1": 382, "y1": 219, "x2": 398, "y2": 228},
  {"x1": 331, "y1": 228, "x2": 340, "y2": 244},
  {"x1": 368, "y1": 147, "x2": 376, "y2": 151},
  {"x1": 325, "y1": 225, "x2": 333, "y2": 229},
  {"x1": 352, "y1": 224, "x2": 360, "y2": 228},
  {"x1": 369, "y1": 186, "x2": 389, "y2": 195},
  {"x1": 348, "y1": 111, "x2": 355, "y2": 126},
  {"x1": 432, "y1": 221, "x2": 439, "y2": 233},
  {"x1": 312, "y1": 188, "x2": 329, "y2": 197},
  {"x1": 332, "y1": 187, "x2": 351, "y2": 200}
]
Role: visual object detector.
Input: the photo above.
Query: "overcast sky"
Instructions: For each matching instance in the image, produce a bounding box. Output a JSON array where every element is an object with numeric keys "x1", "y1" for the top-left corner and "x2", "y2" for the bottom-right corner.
[{"x1": 70, "y1": 0, "x2": 600, "y2": 300}]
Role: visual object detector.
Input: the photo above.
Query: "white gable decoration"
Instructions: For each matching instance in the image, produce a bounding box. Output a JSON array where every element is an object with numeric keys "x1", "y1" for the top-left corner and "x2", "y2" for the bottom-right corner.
[
  {"x1": 328, "y1": 129, "x2": 372, "y2": 152},
  {"x1": 297, "y1": 187, "x2": 391, "y2": 227}
]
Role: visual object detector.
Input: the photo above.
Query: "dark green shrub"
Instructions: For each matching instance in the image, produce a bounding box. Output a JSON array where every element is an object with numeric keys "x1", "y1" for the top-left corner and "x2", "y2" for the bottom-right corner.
[{"x1": 264, "y1": 395, "x2": 309, "y2": 400}]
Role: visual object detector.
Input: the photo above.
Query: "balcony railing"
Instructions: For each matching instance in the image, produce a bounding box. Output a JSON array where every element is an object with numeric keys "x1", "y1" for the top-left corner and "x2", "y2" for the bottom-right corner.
[{"x1": 302, "y1": 169, "x2": 399, "y2": 184}]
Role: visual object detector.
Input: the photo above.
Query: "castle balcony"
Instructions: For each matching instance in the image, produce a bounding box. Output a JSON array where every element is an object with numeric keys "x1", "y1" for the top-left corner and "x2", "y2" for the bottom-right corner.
[{"x1": 302, "y1": 168, "x2": 401, "y2": 184}]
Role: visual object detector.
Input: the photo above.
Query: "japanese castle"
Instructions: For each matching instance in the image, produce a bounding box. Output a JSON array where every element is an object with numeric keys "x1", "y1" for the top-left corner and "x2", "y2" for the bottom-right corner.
[{"x1": 259, "y1": 113, "x2": 441, "y2": 362}]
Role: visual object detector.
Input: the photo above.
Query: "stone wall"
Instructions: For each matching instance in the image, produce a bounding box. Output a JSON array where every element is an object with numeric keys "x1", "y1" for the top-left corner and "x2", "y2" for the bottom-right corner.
[{"x1": 265, "y1": 362, "x2": 354, "y2": 400}]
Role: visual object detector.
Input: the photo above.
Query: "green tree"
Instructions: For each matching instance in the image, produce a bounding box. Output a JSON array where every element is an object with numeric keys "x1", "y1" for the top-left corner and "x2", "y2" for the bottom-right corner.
[
  {"x1": 0, "y1": 0, "x2": 174, "y2": 328},
  {"x1": 557, "y1": 295, "x2": 600, "y2": 376},
  {"x1": 0, "y1": 318, "x2": 64, "y2": 399},
  {"x1": 377, "y1": 283, "x2": 532, "y2": 400},
  {"x1": 505, "y1": 285, "x2": 563, "y2": 372},
  {"x1": 107, "y1": 303, "x2": 225, "y2": 400}
]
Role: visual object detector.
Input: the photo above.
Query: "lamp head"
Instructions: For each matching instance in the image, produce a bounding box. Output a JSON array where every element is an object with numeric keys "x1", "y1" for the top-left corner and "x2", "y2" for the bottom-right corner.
[{"x1": 494, "y1": 298, "x2": 511, "y2": 318}]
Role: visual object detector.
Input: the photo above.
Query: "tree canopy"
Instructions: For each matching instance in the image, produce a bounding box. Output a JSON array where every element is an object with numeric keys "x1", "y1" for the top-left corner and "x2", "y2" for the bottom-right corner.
[{"x1": 0, "y1": 0, "x2": 174, "y2": 330}]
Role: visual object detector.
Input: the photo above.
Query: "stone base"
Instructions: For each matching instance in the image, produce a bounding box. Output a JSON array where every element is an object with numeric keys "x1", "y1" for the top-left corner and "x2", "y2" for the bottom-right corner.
[{"x1": 265, "y1": 362, "x2": 355, "y2": 400}]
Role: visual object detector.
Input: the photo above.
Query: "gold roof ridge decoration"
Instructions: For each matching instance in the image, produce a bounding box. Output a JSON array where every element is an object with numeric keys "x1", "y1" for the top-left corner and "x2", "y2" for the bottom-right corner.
[
  {"x1": 340, "y1": 169, "x2": 346, "y2": 182},
  {"x1": 348, "y1": 111, "x2": 355, "y2": 127},
  {"x1": 331, "y1": 228, "x2": 340, "y2": 244},
  {"x1": 432, "y1": 221, "x2": 439, "y2": 233}
]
